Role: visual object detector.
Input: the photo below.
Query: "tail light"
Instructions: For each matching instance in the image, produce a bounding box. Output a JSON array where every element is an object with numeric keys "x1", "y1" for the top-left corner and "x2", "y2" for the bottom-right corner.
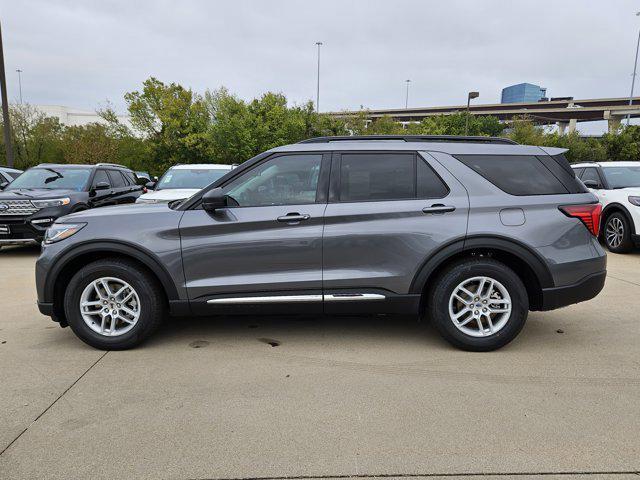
[
  {"x1": 559, "y1": 203, "x2": 602, "y2": 236},
  {"x1": 143, "y1": 187, "x2": 148, "y2": 193}
]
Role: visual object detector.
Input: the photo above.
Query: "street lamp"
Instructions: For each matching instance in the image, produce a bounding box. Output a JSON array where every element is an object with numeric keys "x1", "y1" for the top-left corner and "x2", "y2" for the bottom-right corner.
[
  {"x1": 0, "y1": 20, "x2": 15, "y2": 167},
  {"x1": 16, "y1": 68, "x2": 22, "y2": 104},
  {"x1": 627, "y1": 11, "x2": 640, "y2": 126},
  {"x1": 465, "y1": 91, "x2": 480, "y2": 136},
  {"x1": 315, "y1": 42, "x2": 323, "y2": 113},
  {"x1": 405, "y1": 79, "x2": 411, "y2": 109}
]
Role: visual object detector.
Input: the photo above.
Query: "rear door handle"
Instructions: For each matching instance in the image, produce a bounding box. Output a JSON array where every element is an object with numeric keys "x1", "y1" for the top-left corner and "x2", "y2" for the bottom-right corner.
[
  {"x1": 422, "y1": 204, "x2": 456, "y2": 214},
  {"x1": 277, "y1": 213, "x2": 311, "y2": 223}
]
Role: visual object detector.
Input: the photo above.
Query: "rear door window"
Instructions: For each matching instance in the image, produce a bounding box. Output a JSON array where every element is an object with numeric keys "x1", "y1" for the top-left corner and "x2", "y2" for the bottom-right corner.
[
  {"x1": 92, "y1": 169, "x2": 111, "y2": 188},
  {"x1": 339, "y1": 153, "x2": 415, "y2": 201},
  {"x1": 107, "y1": 170, "x2": 126, "y2": 188},
  {"x1": 455, "y1": 155, "x2": 568, "y2": 196}
]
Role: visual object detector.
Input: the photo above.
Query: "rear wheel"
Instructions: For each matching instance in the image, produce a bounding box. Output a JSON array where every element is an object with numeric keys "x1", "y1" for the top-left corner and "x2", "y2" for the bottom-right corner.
[
  {"x1": 64, "y1": 258, "x2": 165, "y2": 350},
  {"x1": 604, "y1": 212, "x2": 633, "y2": 253},
  {"x1": 427, "y1": 258, "x2": 528, "y2": 351}
]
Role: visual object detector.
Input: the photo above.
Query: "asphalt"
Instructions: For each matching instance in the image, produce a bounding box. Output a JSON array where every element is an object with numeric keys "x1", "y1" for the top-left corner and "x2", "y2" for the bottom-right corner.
[{"x1": 0, "y1": 245, "x2": 638, "y2": 480}]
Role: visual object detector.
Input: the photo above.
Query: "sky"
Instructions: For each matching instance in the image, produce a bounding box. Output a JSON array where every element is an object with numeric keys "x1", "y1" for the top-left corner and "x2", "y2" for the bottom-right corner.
[{"x1": 3, "y1": 0, "x2": 640, "y2": 133}]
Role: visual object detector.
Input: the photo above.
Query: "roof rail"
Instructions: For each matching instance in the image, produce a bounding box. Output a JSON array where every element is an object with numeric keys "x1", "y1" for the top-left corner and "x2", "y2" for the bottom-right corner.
[
  {"x1": 298, "y1": 135, "x2": 518, "y2": 145},
  {"x1": 96, "y1": 163, "x2": 130, "y2": 169}
]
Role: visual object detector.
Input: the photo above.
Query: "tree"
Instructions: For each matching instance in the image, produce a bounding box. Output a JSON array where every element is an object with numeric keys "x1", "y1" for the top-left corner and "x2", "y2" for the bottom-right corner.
[{"x1": 124, "y1": 77, "x2": 212, "y2": 172}]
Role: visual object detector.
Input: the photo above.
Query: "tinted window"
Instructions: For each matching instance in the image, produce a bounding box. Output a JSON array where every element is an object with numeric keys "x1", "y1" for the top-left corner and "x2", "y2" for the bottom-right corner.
[
  {"x1": 7, "y1": 167, "x2": 91, "y2": 191},
  {"x1": 92, "y1": 170, "x2": 111, "y2": 188},
  {"x1": 340, "y1": 153, "x2": 415, "y2": 201},
  {"x1": 107, "y1": 170, "x2": 126, "y2": 188},
  {"x1": 581, "y1": 168, "x2": 603, "y2": 188},
  {"x1": 417, "y1": 158, "x2": 449, "y2": 198},
  {"x1": 456, "y1": 155, "x2": 568, "y2": 196},
  {"x1": 224, "y1": 154, "x2": 322, "y2": 207},
  {"x1": 7, "y1": 171, "x2": 21, "y2": 180}
]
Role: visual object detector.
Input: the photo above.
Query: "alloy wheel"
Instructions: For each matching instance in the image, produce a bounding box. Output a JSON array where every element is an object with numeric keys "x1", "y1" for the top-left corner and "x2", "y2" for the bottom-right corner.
[
  {"x1": 448, "y1": 276, "x2": 512, "y2": 337},
  {"x1": 79, "y1": 277, "x2": 141, "y2": 336},
  {"x1": 605, "y1": 217, "x2": 624, "y2": 249}
]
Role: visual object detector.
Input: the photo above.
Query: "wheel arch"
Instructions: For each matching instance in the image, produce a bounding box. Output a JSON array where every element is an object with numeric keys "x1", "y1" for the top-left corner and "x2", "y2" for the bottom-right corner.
[
  {"x1": 410, "y1": 235, "x2": 554, "y2": 311},
  {"x1": 601, "y1": 202, "x2": 635, "y2": 235},
  {"x1": 46, "y1": 241, "x2": 182, "y2": 323}
]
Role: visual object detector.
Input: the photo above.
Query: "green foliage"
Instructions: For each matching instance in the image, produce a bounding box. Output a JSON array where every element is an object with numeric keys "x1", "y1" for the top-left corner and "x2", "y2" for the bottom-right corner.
[{"x1": 4, "y1": 78, "x2": 640, "y2": 175}]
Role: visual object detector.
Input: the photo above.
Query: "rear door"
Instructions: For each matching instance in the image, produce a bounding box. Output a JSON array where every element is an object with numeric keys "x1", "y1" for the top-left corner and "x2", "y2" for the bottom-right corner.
[
  {"x1": 106, "y1": 170, "x2": 129, "y2": 204},
  {"x1": 322, "y1": 151, "x2": 469, "y2": 311}
]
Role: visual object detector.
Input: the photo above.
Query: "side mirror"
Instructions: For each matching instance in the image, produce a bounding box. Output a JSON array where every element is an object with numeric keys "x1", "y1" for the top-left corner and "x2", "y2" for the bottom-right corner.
[
  {"x1": 145, "y1": 181, "x2": 156, "y2": 190},
  {"x1": 583, "y1": 180, "x2": 600, "y2": 189},
  {"x1": 202, "y1": 187, "x2": 229, "y2": 211},
  {"x1": 0, "y1": 181, "x2": 8, "y2": 190},
  {"x1": 93, "y1": 181, "x2": 110, "y2": 191}
]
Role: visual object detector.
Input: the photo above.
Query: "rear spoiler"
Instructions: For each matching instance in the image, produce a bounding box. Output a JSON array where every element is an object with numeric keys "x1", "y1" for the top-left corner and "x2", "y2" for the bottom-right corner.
[{"x1": 538, "y1": 147, "x2": 573, "y2": 175}]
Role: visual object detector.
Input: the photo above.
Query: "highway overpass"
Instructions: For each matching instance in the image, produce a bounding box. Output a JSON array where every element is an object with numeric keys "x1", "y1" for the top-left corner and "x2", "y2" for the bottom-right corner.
[{"x1": 328, "y1": 97, "x2": 640, "y2": 134}]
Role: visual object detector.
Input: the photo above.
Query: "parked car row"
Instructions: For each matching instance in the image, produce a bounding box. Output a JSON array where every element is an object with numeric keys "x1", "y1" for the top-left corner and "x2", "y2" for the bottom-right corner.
[
  {"x1": 0, "y1": 162, "x2": 233, "y2": 248},
  {"x1": 33, "y1": 135, "x2": 607, "y2": 352}
]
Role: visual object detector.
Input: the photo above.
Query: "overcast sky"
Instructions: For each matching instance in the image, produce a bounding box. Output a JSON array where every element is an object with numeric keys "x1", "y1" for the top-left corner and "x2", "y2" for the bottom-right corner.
[{"x1": 3, "y1": 0, "x2": 640, "y2": 133}]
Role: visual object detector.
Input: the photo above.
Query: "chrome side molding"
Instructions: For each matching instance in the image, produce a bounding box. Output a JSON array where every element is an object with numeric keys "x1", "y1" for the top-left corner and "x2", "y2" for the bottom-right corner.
[{"x1": 207, "y1": 293, "x2": 386, "y2": 304}]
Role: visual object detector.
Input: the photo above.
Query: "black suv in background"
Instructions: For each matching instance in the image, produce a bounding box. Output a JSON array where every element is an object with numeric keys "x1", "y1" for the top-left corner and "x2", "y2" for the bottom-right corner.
[{"x1": 0, "y1": 163, "x2": 143, "y2": 247}]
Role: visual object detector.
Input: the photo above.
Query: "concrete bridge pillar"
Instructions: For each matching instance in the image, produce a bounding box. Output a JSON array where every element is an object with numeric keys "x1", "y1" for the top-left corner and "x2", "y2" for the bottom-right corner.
[
  {"x1": 568, "y1": 118, "x2": 577, "y2": 134},
  {"x1": 557, "y1": 122, "x2": 568, "y2": 135},
  {"x1": 608, "y1": 117, "x2": 621, "y2": 133}
]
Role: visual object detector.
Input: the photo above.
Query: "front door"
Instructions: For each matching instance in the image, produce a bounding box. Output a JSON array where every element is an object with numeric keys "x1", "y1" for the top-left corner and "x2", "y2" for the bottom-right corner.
[{"x1": 180, "y1": 153, "x2": 329, "y2": 313}]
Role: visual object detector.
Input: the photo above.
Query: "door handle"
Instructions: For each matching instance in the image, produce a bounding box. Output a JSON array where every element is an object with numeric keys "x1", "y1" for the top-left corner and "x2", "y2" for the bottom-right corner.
[
  {"x1": 277, "y1": 213, "x2": 311, "y2": 223},
  {"x1": 422, "y1": 204, "x2": 456, "y2": 214}
]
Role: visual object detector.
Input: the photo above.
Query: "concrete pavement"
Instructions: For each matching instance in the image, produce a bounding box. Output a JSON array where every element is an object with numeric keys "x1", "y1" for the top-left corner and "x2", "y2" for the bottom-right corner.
[{"x1": 0, "y1": 245, "x2": 638, "y2": 480}]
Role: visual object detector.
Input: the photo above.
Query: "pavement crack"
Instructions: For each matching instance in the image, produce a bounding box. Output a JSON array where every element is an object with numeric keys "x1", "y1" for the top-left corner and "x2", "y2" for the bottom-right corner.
[
  {"x1": 0, "y1": 351, "x2": 108, "y2": 457},
  {"x1": 607, "y1": 273, "x2": 640, "y2": 287}
]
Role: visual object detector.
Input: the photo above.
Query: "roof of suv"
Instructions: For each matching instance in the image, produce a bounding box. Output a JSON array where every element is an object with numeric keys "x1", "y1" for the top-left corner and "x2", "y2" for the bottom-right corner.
[
  {"x1": 34, "y1": 163, "x2": 132, "y2": 170},
  {"x1": 572, "y1": 161, "x2": 640, "y2": 168},
  {"x1": 271, "y1": 138, "x2": 566, "y2": 157},
  {"x1": 170, "y1": 164, "x2": 232, "y2": 170}
]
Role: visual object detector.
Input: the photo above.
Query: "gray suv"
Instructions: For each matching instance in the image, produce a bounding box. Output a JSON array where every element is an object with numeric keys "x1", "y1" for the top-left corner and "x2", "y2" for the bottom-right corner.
[{"x1": 35, "y1": 136, "x2": 607, "y2": 351}]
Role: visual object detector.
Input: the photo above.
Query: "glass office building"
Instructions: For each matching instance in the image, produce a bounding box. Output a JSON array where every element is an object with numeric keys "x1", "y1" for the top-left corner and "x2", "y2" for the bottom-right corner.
[{"x1": 501, "y1": 83, "x2": 547, "y2": 103}]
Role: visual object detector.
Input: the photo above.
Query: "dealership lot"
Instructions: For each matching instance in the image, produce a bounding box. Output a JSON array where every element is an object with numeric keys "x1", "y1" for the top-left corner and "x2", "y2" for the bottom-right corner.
[{"x1": 0, "y1": 246, "x2": 638, "y2": 479}]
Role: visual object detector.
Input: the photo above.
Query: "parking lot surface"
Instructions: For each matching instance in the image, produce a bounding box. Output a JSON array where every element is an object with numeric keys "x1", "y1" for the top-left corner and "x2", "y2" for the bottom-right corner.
[{"x1": 0, "y1": 246, "x2": 638, "y2": 480}]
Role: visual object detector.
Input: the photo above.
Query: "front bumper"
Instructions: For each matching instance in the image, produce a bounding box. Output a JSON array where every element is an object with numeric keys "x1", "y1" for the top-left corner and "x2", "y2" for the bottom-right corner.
[
  {"x1": 0, "y1": 216, "x2": 54, "y2": 243},
  {"x1": 539, "y1": 270, "x2": 607, "y2": 311}
]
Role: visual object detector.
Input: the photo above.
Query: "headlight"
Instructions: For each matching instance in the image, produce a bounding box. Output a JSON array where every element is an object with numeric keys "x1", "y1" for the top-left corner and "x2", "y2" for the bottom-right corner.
[
  {"x1": 31, "y1": 198, "x2": 71, "y2": 208},
  {"x1": 628, "y1": 196, "x2": 640, "y2": 207},
  {"x1": 44, "y1": 223, "x2": 86, "y2": 244}
]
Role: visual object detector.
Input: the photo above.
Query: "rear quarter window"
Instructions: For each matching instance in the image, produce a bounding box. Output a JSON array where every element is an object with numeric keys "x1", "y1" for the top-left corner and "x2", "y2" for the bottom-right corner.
[{"x1": 455, "y1": 155, "x2": 569, "y2": 196}]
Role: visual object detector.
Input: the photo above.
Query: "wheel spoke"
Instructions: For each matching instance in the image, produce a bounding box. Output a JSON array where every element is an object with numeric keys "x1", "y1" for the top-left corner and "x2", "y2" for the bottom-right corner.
[
  {"x1": 100, "y1": 315, "x2": 107, "y2": 334},
  {"x1": 99, "y1": 279, "x2": 112, "y2": 297},
  {"x1": 459, "y1": 286, "x2": 475, "y2": 299},
  {"x1": 476, "y1": 317, "x2": 484, "y2": 335},
  {"x1": 486, "y1": 314, "x2": 495, "y2": 333},
  {"x1": 453, "y1": 307, "x2": 471, "y2": 320},
  {"x1": 110, "y1": 315, "x2": 118, "y2": 333},
  {"x1": 476, "y1": 278, "x2": 486, "y2": 296},
  {"x1": 120, "y1": 305, "x2": 137, "y2": 318}
]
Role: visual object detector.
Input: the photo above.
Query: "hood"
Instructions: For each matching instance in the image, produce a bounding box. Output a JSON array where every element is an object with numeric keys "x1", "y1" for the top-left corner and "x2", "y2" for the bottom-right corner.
[
  {"x1": 137, "y1": 188, "x2": 200, "y2": 203},
  {"x1": 0, "y1": 188, "x2": 78, "y2": 200},
  {"x1": 62, "y1": 202, "x2": 171, "y2": 222}
]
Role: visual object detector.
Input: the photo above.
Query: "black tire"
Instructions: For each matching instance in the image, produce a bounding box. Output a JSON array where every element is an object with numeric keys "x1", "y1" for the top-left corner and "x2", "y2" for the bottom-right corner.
[
  {"x1": 603, "y1": 212, "x2": 633, "y2": 253},
  {"x1": 427, "y1": 258, "x2": 529, "y2": 352},
  {"x1": 64, "y1": 257, "x2": 166, "y2": 350}
]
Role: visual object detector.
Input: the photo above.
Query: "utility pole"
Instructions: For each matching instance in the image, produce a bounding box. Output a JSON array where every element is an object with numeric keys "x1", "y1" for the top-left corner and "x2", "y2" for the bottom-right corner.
[
  {"x1": 16, "y1": 68, "x2": 22, "y2": 104},
  {"x1": 0, "y1": 21, "x2": 15, "y2": 167},
  {"x1": 465, "y1": 91, "x2": 480, "y2": 136},
  {"x1": 405, "y1": 79, "x2": 411, "y2": 109},
  {"x1": 315, "y1": 42, "x2": 323, "y2": 113},
  {"x1": 627, "y1": 11, "x2": 640, "y2": 126}
]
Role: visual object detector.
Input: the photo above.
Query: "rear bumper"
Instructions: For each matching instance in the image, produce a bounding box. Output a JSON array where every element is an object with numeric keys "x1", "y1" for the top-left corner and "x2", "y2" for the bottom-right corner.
[{"x1": 539, "y1": 270, "x2": 606, "y2": 311}]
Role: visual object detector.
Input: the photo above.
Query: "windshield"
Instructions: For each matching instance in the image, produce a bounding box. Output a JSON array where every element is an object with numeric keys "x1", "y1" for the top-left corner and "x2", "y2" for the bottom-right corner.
[
  {"x1": 156, "y1": 167, "x2": 228, "y2": 190},
  {"x1": 7, "y1": 167, "x2": 92, "y2": 191},
  {"x1": 601, "y1": 166, "x2": 640, "y2": 189}
]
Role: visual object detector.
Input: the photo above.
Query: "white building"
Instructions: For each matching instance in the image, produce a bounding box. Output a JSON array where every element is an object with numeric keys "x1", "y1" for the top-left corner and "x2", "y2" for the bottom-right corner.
[{"x1": 30, "y1": 104, "x2": 132, "y2": 129}]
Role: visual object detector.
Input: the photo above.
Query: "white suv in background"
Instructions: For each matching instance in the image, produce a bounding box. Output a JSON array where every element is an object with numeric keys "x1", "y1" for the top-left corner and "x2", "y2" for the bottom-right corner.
[
  {"x1": 572, "y1": 161, "x2": 640, "y2": 253},
  {"x1": 136, "y1": 164, "x2": 232, "y2": 204}
]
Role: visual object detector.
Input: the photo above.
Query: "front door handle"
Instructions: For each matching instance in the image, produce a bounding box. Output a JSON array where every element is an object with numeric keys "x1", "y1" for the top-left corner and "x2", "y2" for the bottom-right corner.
[
  {"x1": 277, "y1": 213, "x2": 311, "y2": 223},
  {"x1": 422, "y1": 204, "x2": 456, "y2": 215}
]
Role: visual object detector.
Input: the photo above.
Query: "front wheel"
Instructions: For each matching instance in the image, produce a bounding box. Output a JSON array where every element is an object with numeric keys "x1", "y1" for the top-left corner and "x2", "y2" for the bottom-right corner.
[
  {"x1": 427, "y1": 258, "x2": 529, "y2": 351},
  {"x1": 603, "y1": 212, "x2": 633, "y2": 253},
  {"x1": 64, "y1": 258, "x2": 166, "y2": 350}
]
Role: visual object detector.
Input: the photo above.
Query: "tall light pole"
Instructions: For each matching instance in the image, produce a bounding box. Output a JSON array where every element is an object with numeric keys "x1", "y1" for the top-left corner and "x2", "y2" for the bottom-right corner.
[
  {"x1": 0, "y1": 21, "x2": 15, "y2": 167},
  {"x1": 15, "y1": 68, "x2": 22, "y2": 104},
  {"x1": 627, "y1": 11, "x2": 640, "y2": 126},
  {"x1": 315, "y1": 42, "x2": 322, "y2": 113},
  {"x1": 405, "y1": 79, "x2": 411, "y2": 109},
  {"x1": 465, "y1": 91, "x2": 480, "y2": 136}
]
